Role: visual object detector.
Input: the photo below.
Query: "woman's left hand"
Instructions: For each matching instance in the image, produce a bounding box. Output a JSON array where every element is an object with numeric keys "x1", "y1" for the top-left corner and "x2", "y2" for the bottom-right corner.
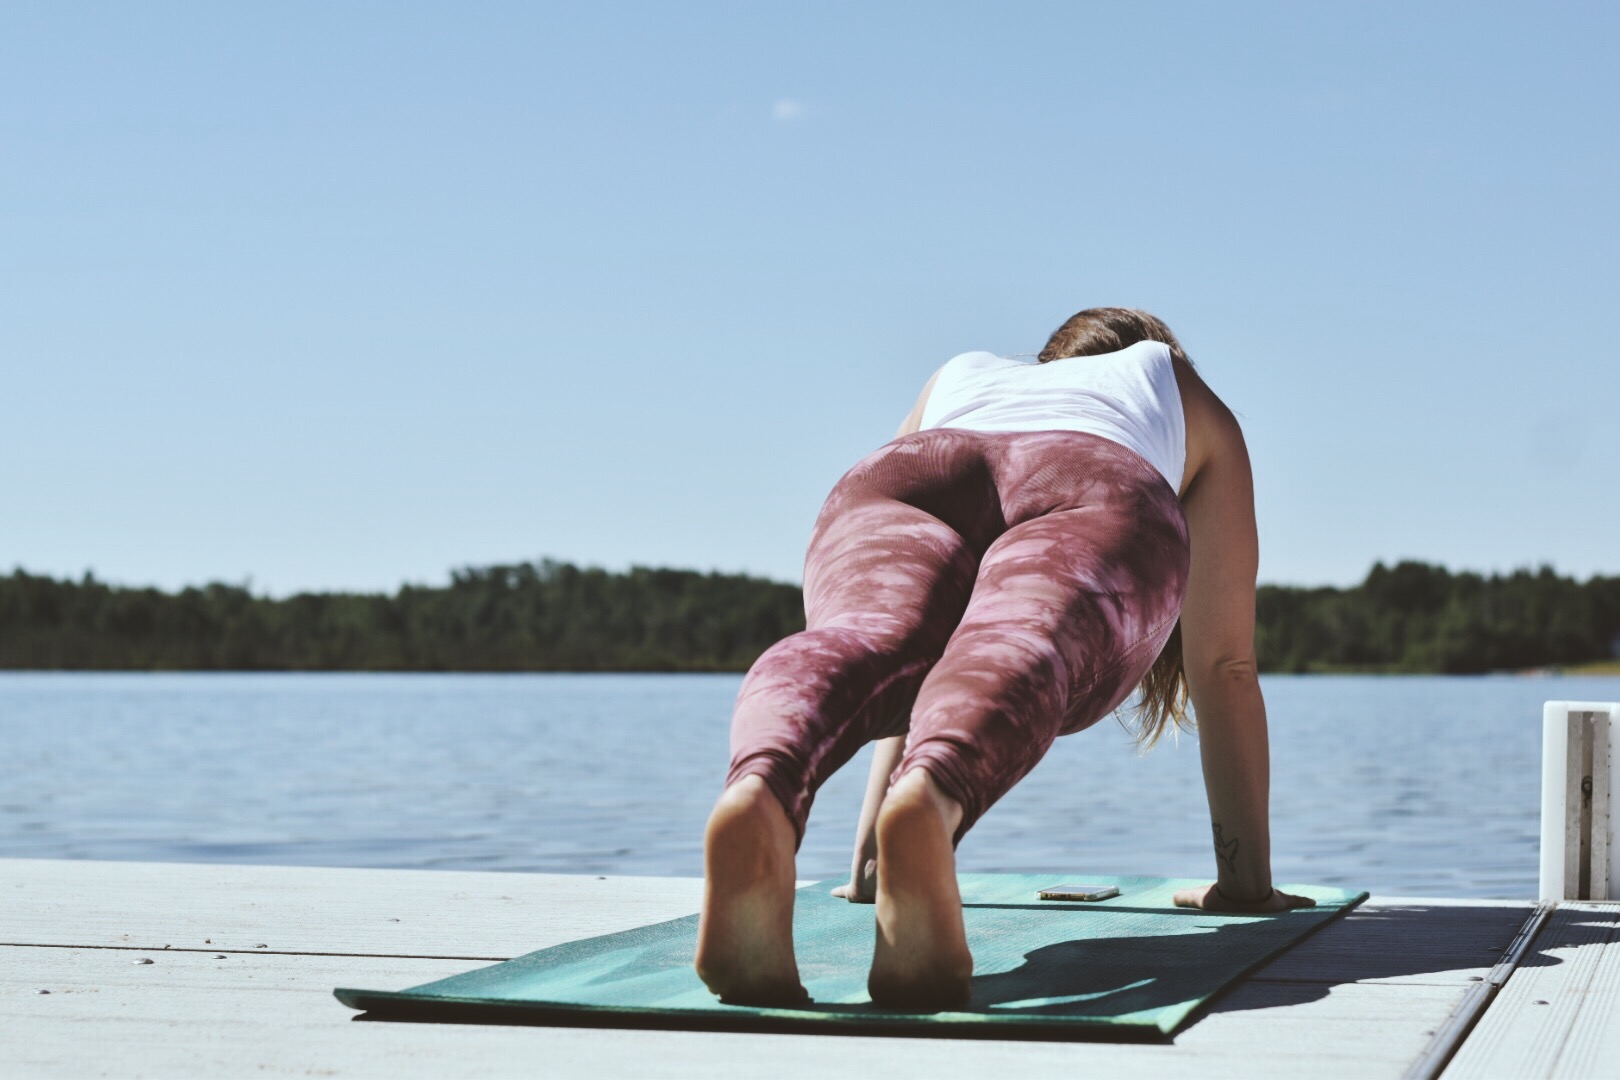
[
  {"x1": 1172, "y1": 883, "x2": 1317, "y2": 914},
  {"x1": 830, "y1": 857, "x2": 878, "y2": 903}
]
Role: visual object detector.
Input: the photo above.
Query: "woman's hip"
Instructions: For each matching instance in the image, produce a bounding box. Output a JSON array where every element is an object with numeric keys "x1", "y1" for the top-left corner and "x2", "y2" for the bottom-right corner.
[{"x1": 818, "y1": 427, "x2": 1185, "y2": 546}]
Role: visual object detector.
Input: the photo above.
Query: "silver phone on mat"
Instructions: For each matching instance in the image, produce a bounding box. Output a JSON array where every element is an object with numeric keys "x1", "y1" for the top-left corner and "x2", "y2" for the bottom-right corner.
[{"x1": 1037, "y1": 882, "x2": 1120, "y2": 902}]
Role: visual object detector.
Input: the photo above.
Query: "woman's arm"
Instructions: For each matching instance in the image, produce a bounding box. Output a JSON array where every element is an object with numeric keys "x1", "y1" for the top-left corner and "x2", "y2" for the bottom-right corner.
[
  {"x1": 830, "y1": 367, "x2": 945, "y2": 903},
  {"x1": 1172, "y1": 398, "x2": 1314, "y2": 913},
  {"x1": 830, "y1": 735, "x2": 906, "y2": 902}
]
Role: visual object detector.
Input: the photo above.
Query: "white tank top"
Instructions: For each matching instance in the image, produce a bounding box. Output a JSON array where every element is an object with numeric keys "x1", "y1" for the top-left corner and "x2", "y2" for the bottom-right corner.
[{"x1": 918, "y1": 340, "x2": 1187, "y2": 492}]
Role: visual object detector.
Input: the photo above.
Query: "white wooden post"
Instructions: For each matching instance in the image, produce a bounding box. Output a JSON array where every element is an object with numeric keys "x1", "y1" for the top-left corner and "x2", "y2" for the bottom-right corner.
[{"x1": 1540, "y1": 700, "x2": 1620, "y2": 901}]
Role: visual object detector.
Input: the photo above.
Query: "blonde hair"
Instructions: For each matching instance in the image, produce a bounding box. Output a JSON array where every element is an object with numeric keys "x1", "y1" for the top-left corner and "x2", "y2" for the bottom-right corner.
[{"x1": 1039, "y1": 306, "x2": 1194, "y2": 750}]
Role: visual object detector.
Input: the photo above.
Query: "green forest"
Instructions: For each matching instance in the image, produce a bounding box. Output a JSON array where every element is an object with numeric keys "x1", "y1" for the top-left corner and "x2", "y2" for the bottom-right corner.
[{"x1": 2, "y1": 558, "x2": 1618, "y2": 674}]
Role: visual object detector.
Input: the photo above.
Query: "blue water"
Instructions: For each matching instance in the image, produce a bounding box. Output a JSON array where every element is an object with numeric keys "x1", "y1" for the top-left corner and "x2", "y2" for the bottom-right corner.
[{"x1": 2, "y1": 672, "x2": 1616, "y2": 898}]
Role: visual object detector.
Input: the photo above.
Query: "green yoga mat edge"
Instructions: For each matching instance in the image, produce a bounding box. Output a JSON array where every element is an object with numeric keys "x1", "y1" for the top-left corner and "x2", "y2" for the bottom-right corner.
[
  {"x1": 335, "y1": 878, "x2": 1368, "y2": 1039},
  {"x1": 334, "y1": 987, "x2": 1183, "y2": 1043}
]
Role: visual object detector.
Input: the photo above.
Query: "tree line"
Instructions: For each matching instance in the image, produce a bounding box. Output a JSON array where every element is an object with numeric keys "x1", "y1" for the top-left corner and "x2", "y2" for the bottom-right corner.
[
  {"x1": 2, "y1": 558, "x2": 1617, "y2": 674},
  {"x1": 0, "y1": 559, "x2": 802, "y2": 672},
  {"x1": 1258, "y1": 561, "x2": 1620, "y2": 673}
]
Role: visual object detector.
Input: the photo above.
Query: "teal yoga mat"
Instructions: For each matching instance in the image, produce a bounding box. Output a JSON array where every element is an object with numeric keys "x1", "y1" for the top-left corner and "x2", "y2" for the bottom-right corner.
[{"x1": 336, "y1": 873, "x2": 1366, "y2": 1039}]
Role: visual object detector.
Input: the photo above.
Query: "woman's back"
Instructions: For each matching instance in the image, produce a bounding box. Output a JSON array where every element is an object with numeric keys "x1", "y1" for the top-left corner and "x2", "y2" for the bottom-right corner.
[{"x1": 918, "y1": 341, "x2": 1187, "y2": 496}]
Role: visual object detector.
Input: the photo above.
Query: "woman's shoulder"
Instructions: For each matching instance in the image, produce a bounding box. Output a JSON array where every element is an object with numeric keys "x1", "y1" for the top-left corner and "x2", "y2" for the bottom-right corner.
[{"x1": 1171, "y1": 356, "x2": 1245, "y2": 498}]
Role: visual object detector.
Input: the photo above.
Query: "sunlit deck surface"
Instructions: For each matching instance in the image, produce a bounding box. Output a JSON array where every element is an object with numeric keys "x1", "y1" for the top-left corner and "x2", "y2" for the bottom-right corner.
[{"x1": 2, "y1": 858, "x2": 1617, "y2": 1078}]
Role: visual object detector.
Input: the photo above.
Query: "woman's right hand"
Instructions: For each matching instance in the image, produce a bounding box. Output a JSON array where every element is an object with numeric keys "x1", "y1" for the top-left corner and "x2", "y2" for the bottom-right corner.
[{"x1": 830, "y1": 857, "x2": 877, "y2": 903}]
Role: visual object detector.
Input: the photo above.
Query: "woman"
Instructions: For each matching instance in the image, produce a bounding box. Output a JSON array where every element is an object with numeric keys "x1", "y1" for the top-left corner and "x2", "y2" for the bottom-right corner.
[{"x1": 694, "y1": 307, "x2": 1314, "y2": 1011}]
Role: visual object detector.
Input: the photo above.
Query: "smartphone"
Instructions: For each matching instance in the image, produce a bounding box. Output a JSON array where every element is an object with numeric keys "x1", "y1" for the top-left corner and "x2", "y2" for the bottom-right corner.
[{"x1": 1037, "y1": 882, "x2": 1120, "y2": 902}]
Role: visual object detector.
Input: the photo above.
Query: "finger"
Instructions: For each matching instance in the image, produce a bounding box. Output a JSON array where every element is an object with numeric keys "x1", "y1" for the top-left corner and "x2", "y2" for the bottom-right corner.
[{"x1": 1172, "y1": 889, "x2": 1201, "y2": 908}]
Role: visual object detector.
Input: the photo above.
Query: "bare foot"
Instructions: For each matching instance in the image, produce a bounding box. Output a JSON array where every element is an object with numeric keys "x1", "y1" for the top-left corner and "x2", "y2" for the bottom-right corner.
[
  {"x1": 868, "y1": 769, "x2": 972, "y2": 1010},
  {"x1": 694, "y1": 775, "x2": 809, "y2": 1006}
]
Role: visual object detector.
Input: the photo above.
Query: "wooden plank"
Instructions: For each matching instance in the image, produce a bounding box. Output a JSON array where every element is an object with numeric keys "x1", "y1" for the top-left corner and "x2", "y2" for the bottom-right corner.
[
  {"x1": 0, "y1": 858, "x2": 707, "y2": 958},
  {"x1": 1252, "y1": 899, "x2": 1533, "y2": 987},
  {"x1": 1591, "y1": 717, "x2": 1610, "y2": 901},
  {"x1": 1557, "y1": 905, "x2": 1620, "y2": 1076},
  {"x1": 1441, "y1": 903, "x2": 1620, "y2": 1079},
  {"x1": 0, "y1": 860, "x2": 1515, "y2": 1077},
  {"x1": 1, "y1": 945, "x2": 1470, "y2": 1079},
  {"x1": 1403, "y1": 902, "x2": 1552, "y2": 1080},
  {"x1": 0, "y1": 859, "x2": 1532, "y2": 996}
]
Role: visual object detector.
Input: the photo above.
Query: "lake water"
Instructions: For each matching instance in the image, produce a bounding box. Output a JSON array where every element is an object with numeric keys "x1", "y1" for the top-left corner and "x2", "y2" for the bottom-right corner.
[{"x1": 3, "y1": 672, "x2": 1618, "y2": 899}]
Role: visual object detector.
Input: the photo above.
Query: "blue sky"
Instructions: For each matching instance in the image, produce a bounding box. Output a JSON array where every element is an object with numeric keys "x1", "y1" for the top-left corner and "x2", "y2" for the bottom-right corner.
[{"x1": 4, "y1": 2, "x2": 1616, "y2": 595}]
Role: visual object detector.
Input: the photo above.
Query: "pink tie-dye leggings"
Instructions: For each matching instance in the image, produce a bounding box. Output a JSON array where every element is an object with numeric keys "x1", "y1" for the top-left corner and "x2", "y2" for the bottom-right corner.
[{"x1": 724, "y1": 427, "x2": 1192, "y2": 849}]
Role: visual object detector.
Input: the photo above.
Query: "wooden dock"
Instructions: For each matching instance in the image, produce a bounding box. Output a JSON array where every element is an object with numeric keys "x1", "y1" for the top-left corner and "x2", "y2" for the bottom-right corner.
[{"x1": 2, "y1": 858, "x2": 1617, "y2": 1078}]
